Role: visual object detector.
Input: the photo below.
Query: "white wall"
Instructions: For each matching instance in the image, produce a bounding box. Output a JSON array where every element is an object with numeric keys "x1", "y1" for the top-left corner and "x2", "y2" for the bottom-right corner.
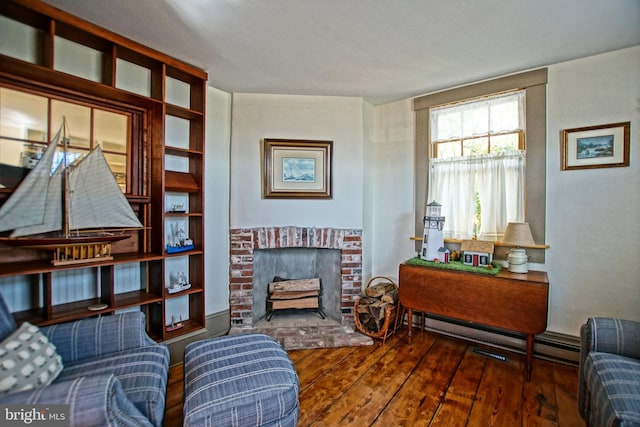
[
  {"x1": 368, "y1": 46, "x2": 640, "y2": 336},
  {"x1": 229, "y1": 94, "x2": 364, "y2": 229},
  {"x1": 207, "y1": 46, "x2": 639, "y2": 336},
  {"x1": 204, "y1": 86, "x2": 231, "y2": 315},
  {"x1": 545, "y1": 46, "x2": 640, "y2": 334},
  {"x1": 370, "y1": 99, "x2": 416, "y2": 277}
]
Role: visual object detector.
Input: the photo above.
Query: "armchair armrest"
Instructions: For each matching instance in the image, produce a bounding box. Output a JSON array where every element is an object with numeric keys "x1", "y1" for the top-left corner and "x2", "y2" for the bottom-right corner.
[
  {"x1": 0, "y1": 375, "x2": 152, "y2": 427},
  {"x1": 578, "y1": 317, "x2": 640, "y2": 418},
  {"x1": 581, "y1": 317, "x2": 640, "y2": 360},
  {"x1": 40, "y1": 312, "x2": 156, "y2": 364}
]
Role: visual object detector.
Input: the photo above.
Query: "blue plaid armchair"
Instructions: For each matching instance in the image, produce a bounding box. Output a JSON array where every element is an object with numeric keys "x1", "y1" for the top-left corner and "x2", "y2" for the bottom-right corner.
[
  {"x1": 579, "y1": 317, "x2": 640, "y2": 427},
  {"x1": 0, "y1": 294, "x2": 169, "y2": 427}
]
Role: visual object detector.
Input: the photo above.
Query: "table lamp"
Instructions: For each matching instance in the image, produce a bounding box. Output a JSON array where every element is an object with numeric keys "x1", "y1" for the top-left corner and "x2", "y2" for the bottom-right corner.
[{"x1": 502, "y1": 222, "x2": 535, "y2": 273}]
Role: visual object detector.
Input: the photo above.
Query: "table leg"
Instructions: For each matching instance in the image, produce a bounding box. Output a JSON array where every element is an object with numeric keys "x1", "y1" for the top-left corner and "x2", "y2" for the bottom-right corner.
[
  {"x1": 407, "y1": 308, "x2": 413, "y2": 344},
  {"x1": 526, "y1": 334, "x2": 534, "y2": 381}
]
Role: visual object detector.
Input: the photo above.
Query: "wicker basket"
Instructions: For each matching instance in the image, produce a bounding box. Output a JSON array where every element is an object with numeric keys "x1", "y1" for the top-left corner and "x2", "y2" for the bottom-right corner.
[{"x1": 354, "y1": 276, "x2": 400, "y2": 343}]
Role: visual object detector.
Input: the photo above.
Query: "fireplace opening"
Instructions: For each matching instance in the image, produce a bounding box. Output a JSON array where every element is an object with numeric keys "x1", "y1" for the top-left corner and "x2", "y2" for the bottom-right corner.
[{"x1": 253, "y1": 248, "x2": 341, "y2": 324}]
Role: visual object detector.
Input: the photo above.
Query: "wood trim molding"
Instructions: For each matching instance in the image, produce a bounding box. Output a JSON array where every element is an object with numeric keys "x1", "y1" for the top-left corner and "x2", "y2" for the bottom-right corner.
[
  {"x1": 413, "y1": 68, "x2": 548, "y2": 111},
  {"x1": 412, "y1": 69, "x2": 548, "y2": 262}
]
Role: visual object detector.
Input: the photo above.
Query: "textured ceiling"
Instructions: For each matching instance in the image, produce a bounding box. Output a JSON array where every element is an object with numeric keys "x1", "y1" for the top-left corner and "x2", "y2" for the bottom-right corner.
[{"x1": 43, "y1": 0, "x2": 640, "y2": 105}]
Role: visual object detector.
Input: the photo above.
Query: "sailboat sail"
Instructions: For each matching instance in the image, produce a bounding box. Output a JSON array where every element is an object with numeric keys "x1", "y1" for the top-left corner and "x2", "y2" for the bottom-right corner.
[
  {"x1": 0, "y1": 121, "x2": 142, "y2": 241},
  {"x1": 9, "y1": 167, "x2": 63, "y2": 238},
  {"x1": 67, "y1": 146, "x2": 142, "y2": 230},
  {"x1": 0, "y1": 126, "x2": 62, "y2": 233}
]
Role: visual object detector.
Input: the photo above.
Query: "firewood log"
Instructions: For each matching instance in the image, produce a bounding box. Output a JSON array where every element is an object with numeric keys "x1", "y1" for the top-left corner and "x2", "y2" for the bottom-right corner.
[
  {"x1": 365, "y1": 282, "x2": 397, "y2": 298},
  {"x1": 268, "y1": 278, "x2": 320, "y2": 293}
]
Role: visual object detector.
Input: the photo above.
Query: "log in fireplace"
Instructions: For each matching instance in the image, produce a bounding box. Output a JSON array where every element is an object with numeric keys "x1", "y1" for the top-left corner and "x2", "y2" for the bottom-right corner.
[{"x1": 266, "y1": 277, "x2": 326, "y2": 321}]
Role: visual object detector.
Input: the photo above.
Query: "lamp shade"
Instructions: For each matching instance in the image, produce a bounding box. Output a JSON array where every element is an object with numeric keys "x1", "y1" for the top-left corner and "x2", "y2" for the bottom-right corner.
[{"x1": 502, "y1": 222, "x2": 535, "y2": 247}]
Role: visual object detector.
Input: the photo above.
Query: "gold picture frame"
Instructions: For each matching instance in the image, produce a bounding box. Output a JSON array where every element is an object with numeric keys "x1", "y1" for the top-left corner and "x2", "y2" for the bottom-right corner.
[
  {"x1": 561, "y1": 122, "x2": 630, "y2": 170},
  {"x1": 262, "y1": 139, "x2": 333, "y2": 199}
]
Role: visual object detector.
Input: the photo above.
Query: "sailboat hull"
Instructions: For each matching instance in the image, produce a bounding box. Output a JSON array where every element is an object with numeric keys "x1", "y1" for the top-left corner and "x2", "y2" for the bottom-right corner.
[{"x1": 0, "y1": 233, "x2": 129, "y2": 249}]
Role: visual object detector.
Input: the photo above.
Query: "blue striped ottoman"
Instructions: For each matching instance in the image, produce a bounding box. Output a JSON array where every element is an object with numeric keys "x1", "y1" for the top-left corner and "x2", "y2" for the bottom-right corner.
[{"x1": 183, "y1": 334, "x2": 300, "y2": 427}]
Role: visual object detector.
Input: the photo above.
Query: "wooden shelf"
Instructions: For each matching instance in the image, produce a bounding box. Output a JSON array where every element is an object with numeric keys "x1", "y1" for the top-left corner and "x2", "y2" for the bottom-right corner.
[
  {"x1": 165, "y1": 171, "x2": 200, "y2": 192},
  {"x1": 113, "y1": 290, "x2": 163, "y2": 308},
  {"x1": 164, "y1": 319, "x2": 205, "y2": 341},
  {"x1": 0, "y1": 1, "x2": 206, "y2": 343},
  {"x1": 165, "y1": 145, "x2": 203, "y2": 157},
  {"x1": 0, "y1": 252, "x2": 164, "y2": 278},
  {"x1": 164, "y1": 286, "x2": 203, "y2": 300},
  {"x1": 164, "y1": 212, "x2": 203, "y2": 218},
  {"x1": 165, "y1": 104, "x2": 203, "y2": 120}
]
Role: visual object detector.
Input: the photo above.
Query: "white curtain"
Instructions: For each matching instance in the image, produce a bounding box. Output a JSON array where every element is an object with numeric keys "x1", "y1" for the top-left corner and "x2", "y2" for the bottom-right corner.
[
  {"x1": 428, "y1": 158, "x2": 476, "y2": 240},
  {"x1": 428, "y1": 151, "x2": 525, "y2": 241},
  {"x1": 476, "y1": 152, "x2": 525, "y2": 240}
]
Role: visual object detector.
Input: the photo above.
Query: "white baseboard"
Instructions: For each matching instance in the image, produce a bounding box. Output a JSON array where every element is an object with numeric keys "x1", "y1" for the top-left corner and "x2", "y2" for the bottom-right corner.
[
  {"x1": 165, "y1": 310, "x2": 231, "y2": 365},
  {"x1": 414, "y1": 315, "x2": 579, "y2": 365}
]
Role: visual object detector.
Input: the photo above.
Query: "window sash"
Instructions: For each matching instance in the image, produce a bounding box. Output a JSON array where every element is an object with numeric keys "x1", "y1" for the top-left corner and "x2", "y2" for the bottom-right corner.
[{"x1": 430, "y1": 90, "x2": 525, "y2": 145}]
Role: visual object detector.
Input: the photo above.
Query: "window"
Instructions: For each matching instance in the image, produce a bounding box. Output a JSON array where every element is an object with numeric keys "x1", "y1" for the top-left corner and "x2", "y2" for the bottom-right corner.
[
  {"x1": 413, "y1": 69, "x2": 548, "y2": 262},
  {"x1": 428, "y1": 91, "x2": 526, "y2": 241},
  {"x1": 0, "y1": 86, "x2": 130, "y2": 191}
]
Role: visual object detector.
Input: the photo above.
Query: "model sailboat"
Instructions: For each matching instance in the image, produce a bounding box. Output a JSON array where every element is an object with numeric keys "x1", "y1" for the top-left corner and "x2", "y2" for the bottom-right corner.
[{"x1": 0, "y1": 119, "x2": 143, "y2": 265}]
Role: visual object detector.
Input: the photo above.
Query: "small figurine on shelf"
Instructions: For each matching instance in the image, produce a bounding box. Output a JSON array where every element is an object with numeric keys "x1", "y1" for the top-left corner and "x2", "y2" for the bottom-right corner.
[
  {"x1": 169, "y1": 203, "x2": 186, "y2": 213},
  {"x1": 166, "y1": 315, "x2": 185, "y2": 332},
  {"x1": 167, "y1": 272, "x2": 192, "y2": 294},
  {"x1": 166, "y1": 223, "x2": 194, "y2": 253}
]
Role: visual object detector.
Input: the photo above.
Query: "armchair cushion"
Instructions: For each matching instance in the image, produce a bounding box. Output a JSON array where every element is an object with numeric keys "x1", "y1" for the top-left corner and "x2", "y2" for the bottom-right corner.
[
  {"x1": 0, "y1": 322, "x2": 63, "y2": 395},
  {"x1": 40, "y1": 311, "x2": 156, "y2": 363},
  {"x1": 579, "y1": 317, "x2": 640, "y2": 427},
  {"x1": 57, "y1": 344, "x2": 169, "y2": 427},
  {"x1": 0, "y1": 374, "x2": 152, "y2": 427}
]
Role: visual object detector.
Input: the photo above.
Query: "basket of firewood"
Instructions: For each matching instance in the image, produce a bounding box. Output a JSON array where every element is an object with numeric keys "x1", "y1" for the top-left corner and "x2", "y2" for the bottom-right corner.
[{"x1": 354, "y1": 276, "x2": 399, "y2": 342}]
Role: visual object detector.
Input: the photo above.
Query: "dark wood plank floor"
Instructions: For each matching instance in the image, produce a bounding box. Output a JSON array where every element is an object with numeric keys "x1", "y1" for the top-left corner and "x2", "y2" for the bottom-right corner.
[{"x1": 164, "y1": 327, "x2": 585, "y2": 426}]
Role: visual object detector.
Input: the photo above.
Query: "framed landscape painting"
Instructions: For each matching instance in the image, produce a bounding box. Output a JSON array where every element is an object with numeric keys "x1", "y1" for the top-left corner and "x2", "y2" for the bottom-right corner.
[
  {"x1": 262, "y1": 139, "x2": 333, "y2": 199},
  {"x1": 561, "y1": 122, "x2": 630, "y2": 170}
]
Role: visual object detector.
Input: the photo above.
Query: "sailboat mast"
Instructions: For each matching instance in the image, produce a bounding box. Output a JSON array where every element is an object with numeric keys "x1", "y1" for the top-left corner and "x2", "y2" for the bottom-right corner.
[{"x1": 62, "y1": 118, "x2": 70, "y2": 239}]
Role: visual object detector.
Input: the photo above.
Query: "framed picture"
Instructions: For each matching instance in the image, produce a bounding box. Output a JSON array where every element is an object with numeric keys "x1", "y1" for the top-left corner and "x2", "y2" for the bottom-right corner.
[
  {"x1": 262, "y1": 139, "x2": 333, "y2": 199},
  {"x1": 561, "y1": 122, "x2": 630, "y2": 170}
]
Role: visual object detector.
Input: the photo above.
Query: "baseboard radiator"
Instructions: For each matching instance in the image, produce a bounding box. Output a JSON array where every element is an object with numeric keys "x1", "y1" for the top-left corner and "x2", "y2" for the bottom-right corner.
[{"x1": 411, "y1": 314, "x2": 580, "y2": 365}]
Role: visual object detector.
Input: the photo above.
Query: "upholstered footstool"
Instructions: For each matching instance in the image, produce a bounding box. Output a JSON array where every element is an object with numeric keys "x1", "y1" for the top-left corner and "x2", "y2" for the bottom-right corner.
[{"x1": 183, "y1": 333, "x2": 299, "y2": 427}]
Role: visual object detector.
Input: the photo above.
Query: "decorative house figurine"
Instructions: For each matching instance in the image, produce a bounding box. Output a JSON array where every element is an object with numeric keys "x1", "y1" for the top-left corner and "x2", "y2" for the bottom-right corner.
[
  {"x1": 461, "y1": 240, "x2": 494, "y2": 267},
  {"x1": 437, "y1": 247, "x2": 450, "y2": 263},
  {"x1": 420, "y1": 201, "x2": 446, "y2": 261}
]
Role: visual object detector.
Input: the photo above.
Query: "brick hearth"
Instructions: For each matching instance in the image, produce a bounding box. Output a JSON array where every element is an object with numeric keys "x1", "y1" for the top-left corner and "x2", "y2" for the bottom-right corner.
[{"x1": 228, "y1": 227, "x2": 371, "y2": 348}]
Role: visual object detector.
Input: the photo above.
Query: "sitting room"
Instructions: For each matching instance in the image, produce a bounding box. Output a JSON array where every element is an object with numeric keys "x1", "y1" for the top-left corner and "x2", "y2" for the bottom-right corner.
[{"x1": 0, "y1": 1, "x2": 638, "y2": 426}]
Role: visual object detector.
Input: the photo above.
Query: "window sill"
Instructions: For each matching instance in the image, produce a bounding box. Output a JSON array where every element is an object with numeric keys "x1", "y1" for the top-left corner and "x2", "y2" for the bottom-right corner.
[{"x1": 410, "y1": 237, "x2": 549, "y2": 250}]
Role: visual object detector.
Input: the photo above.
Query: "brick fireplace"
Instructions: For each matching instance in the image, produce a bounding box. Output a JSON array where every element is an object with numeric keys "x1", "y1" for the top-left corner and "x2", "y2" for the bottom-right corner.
[{"x1": 229, "y1": 227, "x2": 363, "y2": 330}]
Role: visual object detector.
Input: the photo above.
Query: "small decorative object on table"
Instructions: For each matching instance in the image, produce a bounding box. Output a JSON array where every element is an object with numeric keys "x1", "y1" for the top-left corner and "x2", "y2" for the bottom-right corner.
[
  {"x1": 420, "y1": 201, "x2": 446, "y2": 262},
  {"x1": 354, "y1": 276, "x2": 401, "y2": 344},
  {"x1": 501, "y1": 222, "x2": 535, "y2": 273},
  {"x1": 460, "y1": 240, "x2": 495, "y2": 267}
]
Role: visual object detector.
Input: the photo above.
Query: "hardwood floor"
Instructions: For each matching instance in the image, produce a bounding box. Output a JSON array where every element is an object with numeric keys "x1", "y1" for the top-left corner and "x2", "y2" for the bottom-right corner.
[{"x1": 164, "y1": 327, "x2": 585, "y2": 426}]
